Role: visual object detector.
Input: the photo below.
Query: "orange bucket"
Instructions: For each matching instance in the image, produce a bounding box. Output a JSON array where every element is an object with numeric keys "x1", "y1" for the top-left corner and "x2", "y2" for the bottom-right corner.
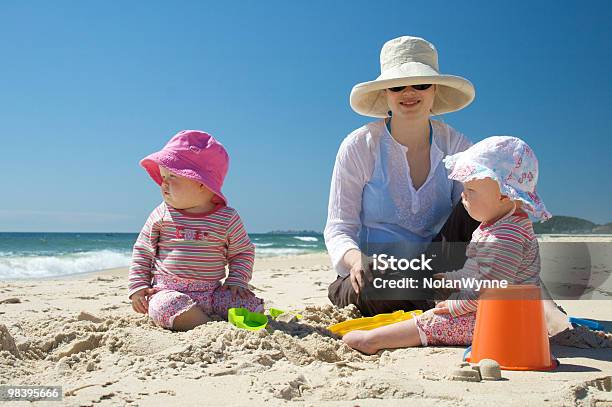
[{"x1": 467, "y1": 285, "x2": 557, "y2": 371}]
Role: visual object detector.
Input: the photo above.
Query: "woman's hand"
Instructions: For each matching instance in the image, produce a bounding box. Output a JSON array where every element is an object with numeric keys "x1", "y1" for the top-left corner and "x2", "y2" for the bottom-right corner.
[
  {"x1": 433, "y1": 301, "x2": 451, "y2": 314},
  {"x1": 432, "y1": 272, "x2": 458, "y2": 300},
  {"x1": 344, "y1": 249, "x2": 372, "y2": 295},
  {"x1": 220, "y1": 284, "x2": 252, "y2": 300},
  {"x1": 130, "y1": 287, "x2": 157, "y2": 314}
]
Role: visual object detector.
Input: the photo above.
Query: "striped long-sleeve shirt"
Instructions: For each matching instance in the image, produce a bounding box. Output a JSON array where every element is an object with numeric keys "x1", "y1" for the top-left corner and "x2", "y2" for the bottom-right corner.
[
  {"x1": 444, "y1": 210, "x2": 540, "y2": 317},
  {"x1": 128, "y1": 202, "x2": 255, "y2": 297}
]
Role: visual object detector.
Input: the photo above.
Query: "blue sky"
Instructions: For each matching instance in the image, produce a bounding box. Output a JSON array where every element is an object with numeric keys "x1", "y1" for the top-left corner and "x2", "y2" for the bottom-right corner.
[{"x1": 1, "y1": 1, "x2": 611, "y2": 232}]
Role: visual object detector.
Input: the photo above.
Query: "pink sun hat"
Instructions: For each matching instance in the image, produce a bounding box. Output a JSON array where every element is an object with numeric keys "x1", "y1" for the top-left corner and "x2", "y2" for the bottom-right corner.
[{"x1": 140, "y1": 130, "x2": 229, "y2": 205}]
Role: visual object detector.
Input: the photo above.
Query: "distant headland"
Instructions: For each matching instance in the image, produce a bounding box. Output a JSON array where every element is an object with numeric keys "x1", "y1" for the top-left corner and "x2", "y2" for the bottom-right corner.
[{"x1": 533, "y1": 216, "x2": 612, "y2": 234}]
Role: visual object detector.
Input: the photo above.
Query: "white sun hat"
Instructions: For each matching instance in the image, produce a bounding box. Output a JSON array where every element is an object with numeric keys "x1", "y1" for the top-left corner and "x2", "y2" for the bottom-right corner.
[{"x1": 350, "y1": 36, "x2": 476, "y2": 118}]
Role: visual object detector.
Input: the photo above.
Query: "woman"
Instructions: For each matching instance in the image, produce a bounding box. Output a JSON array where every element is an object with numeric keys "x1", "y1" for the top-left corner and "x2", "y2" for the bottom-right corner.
[{"x1": 325, "y1": 36, "x2": 480, "y2": 316}]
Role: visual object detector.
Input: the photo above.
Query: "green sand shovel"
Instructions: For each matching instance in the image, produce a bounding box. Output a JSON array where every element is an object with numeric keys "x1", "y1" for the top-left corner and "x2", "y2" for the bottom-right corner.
[{"x1": 227, "y1": 307, "x2": 269, "y2": 331}]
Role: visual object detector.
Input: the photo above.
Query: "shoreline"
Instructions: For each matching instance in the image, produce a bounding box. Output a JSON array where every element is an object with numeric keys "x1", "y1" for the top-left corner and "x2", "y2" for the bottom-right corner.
[{"x1": 0, "y1": 251, "x2": 330, "y2": 282}]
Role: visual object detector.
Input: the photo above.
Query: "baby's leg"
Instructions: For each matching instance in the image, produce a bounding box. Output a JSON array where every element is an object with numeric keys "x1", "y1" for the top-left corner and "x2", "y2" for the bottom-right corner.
[
  {"x1": 412, "y1": 310, "x2": 476, "y2": 346},
  {"x1": 172, "y1": 306, "x2": 210, "y2": 331},
  {"x1": 148, "y1": 289, "x2": 210, "y2": 331},
  {"x1": 343, "y1": 318, "x2": 422, "y2": 355}
]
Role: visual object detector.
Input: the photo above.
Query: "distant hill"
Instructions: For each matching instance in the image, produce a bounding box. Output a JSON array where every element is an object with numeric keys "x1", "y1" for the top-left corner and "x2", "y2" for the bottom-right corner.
[
  {"x1": 260, "y1": 218, "x2": 612, "y2": 235},
  {"x1": 533, "y1": 216, "x2": 611, "y2": 234},
  {"x1": 592, "y1": 222, "x2": 612, "y2": 234},
  {"x1": 262, "y1": 219, "x2": 612, "y2": 236}
]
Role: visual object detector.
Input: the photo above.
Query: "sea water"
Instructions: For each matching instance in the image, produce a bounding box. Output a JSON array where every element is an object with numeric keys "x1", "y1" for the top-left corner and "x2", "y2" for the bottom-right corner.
[{"x1": 0, "y1": 232, "x2": 325, "y2": 279}]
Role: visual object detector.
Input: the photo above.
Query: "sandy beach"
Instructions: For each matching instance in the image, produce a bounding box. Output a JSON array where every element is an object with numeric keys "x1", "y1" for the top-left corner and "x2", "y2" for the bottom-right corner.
[{"x1": 1, "y1": 242, "x2": 611, "y2": 406}]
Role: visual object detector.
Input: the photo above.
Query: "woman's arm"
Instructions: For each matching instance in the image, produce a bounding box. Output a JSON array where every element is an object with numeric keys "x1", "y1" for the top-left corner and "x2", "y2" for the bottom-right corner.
[
  {"x1": 449, "y1": 128, "x2": 473, "y2": 206},
  {"x1": 324, "y1": 132, "x2": 374, "y2": 278}
]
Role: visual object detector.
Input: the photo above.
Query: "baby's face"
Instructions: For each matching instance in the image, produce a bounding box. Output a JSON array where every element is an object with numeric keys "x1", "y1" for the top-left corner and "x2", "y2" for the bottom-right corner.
[
  {"x1": 461, "y1": 178, "x2": 509, "y2": 223},
  {"x1": 159, "y1": 166, "x2": 214, "y2": 210}
]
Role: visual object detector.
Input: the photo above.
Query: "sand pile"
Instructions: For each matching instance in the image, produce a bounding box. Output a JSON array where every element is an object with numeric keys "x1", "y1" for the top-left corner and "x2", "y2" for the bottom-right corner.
[
  {"x1": 0, "y1": 323, "x2": 20, "y2": 358},
  {"x1": 0, "y1": 305, "x2": 368, "y2": 388},
  {"x1": 566, "y1": 376, "x2": 612, "y2": 407},
  {"x1": 551, "y1": 326, "x2": 612, "y2": 348},
  {"x1": 140, "y1": 304, "x2": 365, "y2": 370}
]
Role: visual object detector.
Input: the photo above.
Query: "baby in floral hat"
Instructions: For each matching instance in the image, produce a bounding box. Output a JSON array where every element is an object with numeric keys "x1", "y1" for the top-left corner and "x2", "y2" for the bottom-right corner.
[
  {"x1": 343, "y1": 136, "x2": 550, "y2": 353},
  {"x1": 128, "y1": 130, "x2": 264, "y2": 331}
]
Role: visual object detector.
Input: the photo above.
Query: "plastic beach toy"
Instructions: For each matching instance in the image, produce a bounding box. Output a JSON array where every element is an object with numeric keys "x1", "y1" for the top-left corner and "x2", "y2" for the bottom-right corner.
[
  {"x1": 569, "y1": 317, "x2": 605, "y2": 331},
  {"x1": 328, "y1": 310, "x2": 422, "y2": 336},
  {"x1": 228, "y1": 308, "x2": 268, "y2": 331},
  {"x1": 465, "y1": 285, "x2": 557, "y2": 371},
  {"x1": 269, "y1": 308, "x2": 285, "y2": 319},
  {"x1": 268, "y1": 308, "x2": 302, "y2": 320}
]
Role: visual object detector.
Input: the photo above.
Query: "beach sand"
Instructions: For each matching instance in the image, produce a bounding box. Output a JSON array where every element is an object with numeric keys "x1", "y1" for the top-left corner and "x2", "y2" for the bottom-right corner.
[{"x1": 1, "y1": 240, "x2": 611, "y2": 406}]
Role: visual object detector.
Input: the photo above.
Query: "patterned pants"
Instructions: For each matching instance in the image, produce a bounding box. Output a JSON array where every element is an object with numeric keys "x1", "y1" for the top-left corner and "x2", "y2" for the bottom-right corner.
[
  {"x1": 147, "y1": 275, "x2": 264, "y2": 329},
  {"x1": 415, "y1": 309, "x2": 476, "y2": 346}
]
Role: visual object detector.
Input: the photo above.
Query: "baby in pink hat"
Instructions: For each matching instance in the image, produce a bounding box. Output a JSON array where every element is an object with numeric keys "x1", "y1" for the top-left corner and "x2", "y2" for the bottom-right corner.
[
  {"x1": 343, "y1": 136, "x2": 550, "y2": 353},
  {"x1": 128, "y1": 130, "x2": 264, "y2": 331}
]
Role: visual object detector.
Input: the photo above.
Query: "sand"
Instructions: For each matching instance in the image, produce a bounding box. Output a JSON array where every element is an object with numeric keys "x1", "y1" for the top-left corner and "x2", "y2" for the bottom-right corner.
[{"x1": 1, "y1": 242, "x2": 611, "y2": 406}]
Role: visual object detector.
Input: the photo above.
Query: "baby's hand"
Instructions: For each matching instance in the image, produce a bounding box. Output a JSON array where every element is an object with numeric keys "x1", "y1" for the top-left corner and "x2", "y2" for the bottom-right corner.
[
  {"x1": 130, "y1": 287, "x2": 157, "y2": 314},
  {"x1": 433, "y1": 301, "x2": 450, "y2": 315},
  {"x1": 220, "y1": 284, "x2": 251, "y2": 301}
]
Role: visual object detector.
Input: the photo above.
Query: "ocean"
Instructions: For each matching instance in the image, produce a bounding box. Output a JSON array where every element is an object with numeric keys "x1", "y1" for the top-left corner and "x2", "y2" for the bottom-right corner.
[{"x1": 0, "y1": 232, "x2": 326, "y2": 280}]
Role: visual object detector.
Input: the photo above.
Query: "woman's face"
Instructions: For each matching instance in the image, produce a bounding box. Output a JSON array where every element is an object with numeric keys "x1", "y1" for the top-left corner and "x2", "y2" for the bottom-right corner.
[{"x1": 385, "y1": 84, "x2": 436, "y2": 119}]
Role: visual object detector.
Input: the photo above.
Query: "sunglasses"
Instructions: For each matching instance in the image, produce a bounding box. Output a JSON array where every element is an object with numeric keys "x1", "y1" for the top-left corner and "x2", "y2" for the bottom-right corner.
[{"x1": 388, "y1": 84, "x2": 432, "y2": 92}]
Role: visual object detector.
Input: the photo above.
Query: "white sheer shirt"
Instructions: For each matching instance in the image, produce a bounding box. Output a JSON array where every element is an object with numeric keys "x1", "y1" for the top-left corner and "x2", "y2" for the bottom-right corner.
[{"x1": 324, "y1": 119, "x2": 472, "y2": 277}]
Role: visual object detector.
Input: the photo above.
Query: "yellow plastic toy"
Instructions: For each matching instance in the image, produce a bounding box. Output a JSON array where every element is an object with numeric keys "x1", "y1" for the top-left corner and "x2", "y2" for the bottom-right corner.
[{"x1": 328, "y1": 310, "x2": 423, "y2": 336}]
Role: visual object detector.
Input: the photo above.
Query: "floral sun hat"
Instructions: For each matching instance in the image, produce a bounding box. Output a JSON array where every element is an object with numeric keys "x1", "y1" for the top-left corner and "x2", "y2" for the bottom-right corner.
[
  {"x1": 140, "y1": 130, "x2": 229, "y2": 205},
  {"x1": 443, "y1": 136, "x2": 551, "y2": 221}
]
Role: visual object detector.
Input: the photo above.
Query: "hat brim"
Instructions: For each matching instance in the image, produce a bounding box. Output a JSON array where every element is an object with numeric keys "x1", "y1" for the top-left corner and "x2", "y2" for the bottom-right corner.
[
  {"x1": 350, "y1": 74, "x2": 475, "y2": 118},
  {"x1": 443, "y1": 154, "x2": 551, "y2": 221},
  {"x1": 140, "y1": 152, "x2": 227, "y2": 205}
]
